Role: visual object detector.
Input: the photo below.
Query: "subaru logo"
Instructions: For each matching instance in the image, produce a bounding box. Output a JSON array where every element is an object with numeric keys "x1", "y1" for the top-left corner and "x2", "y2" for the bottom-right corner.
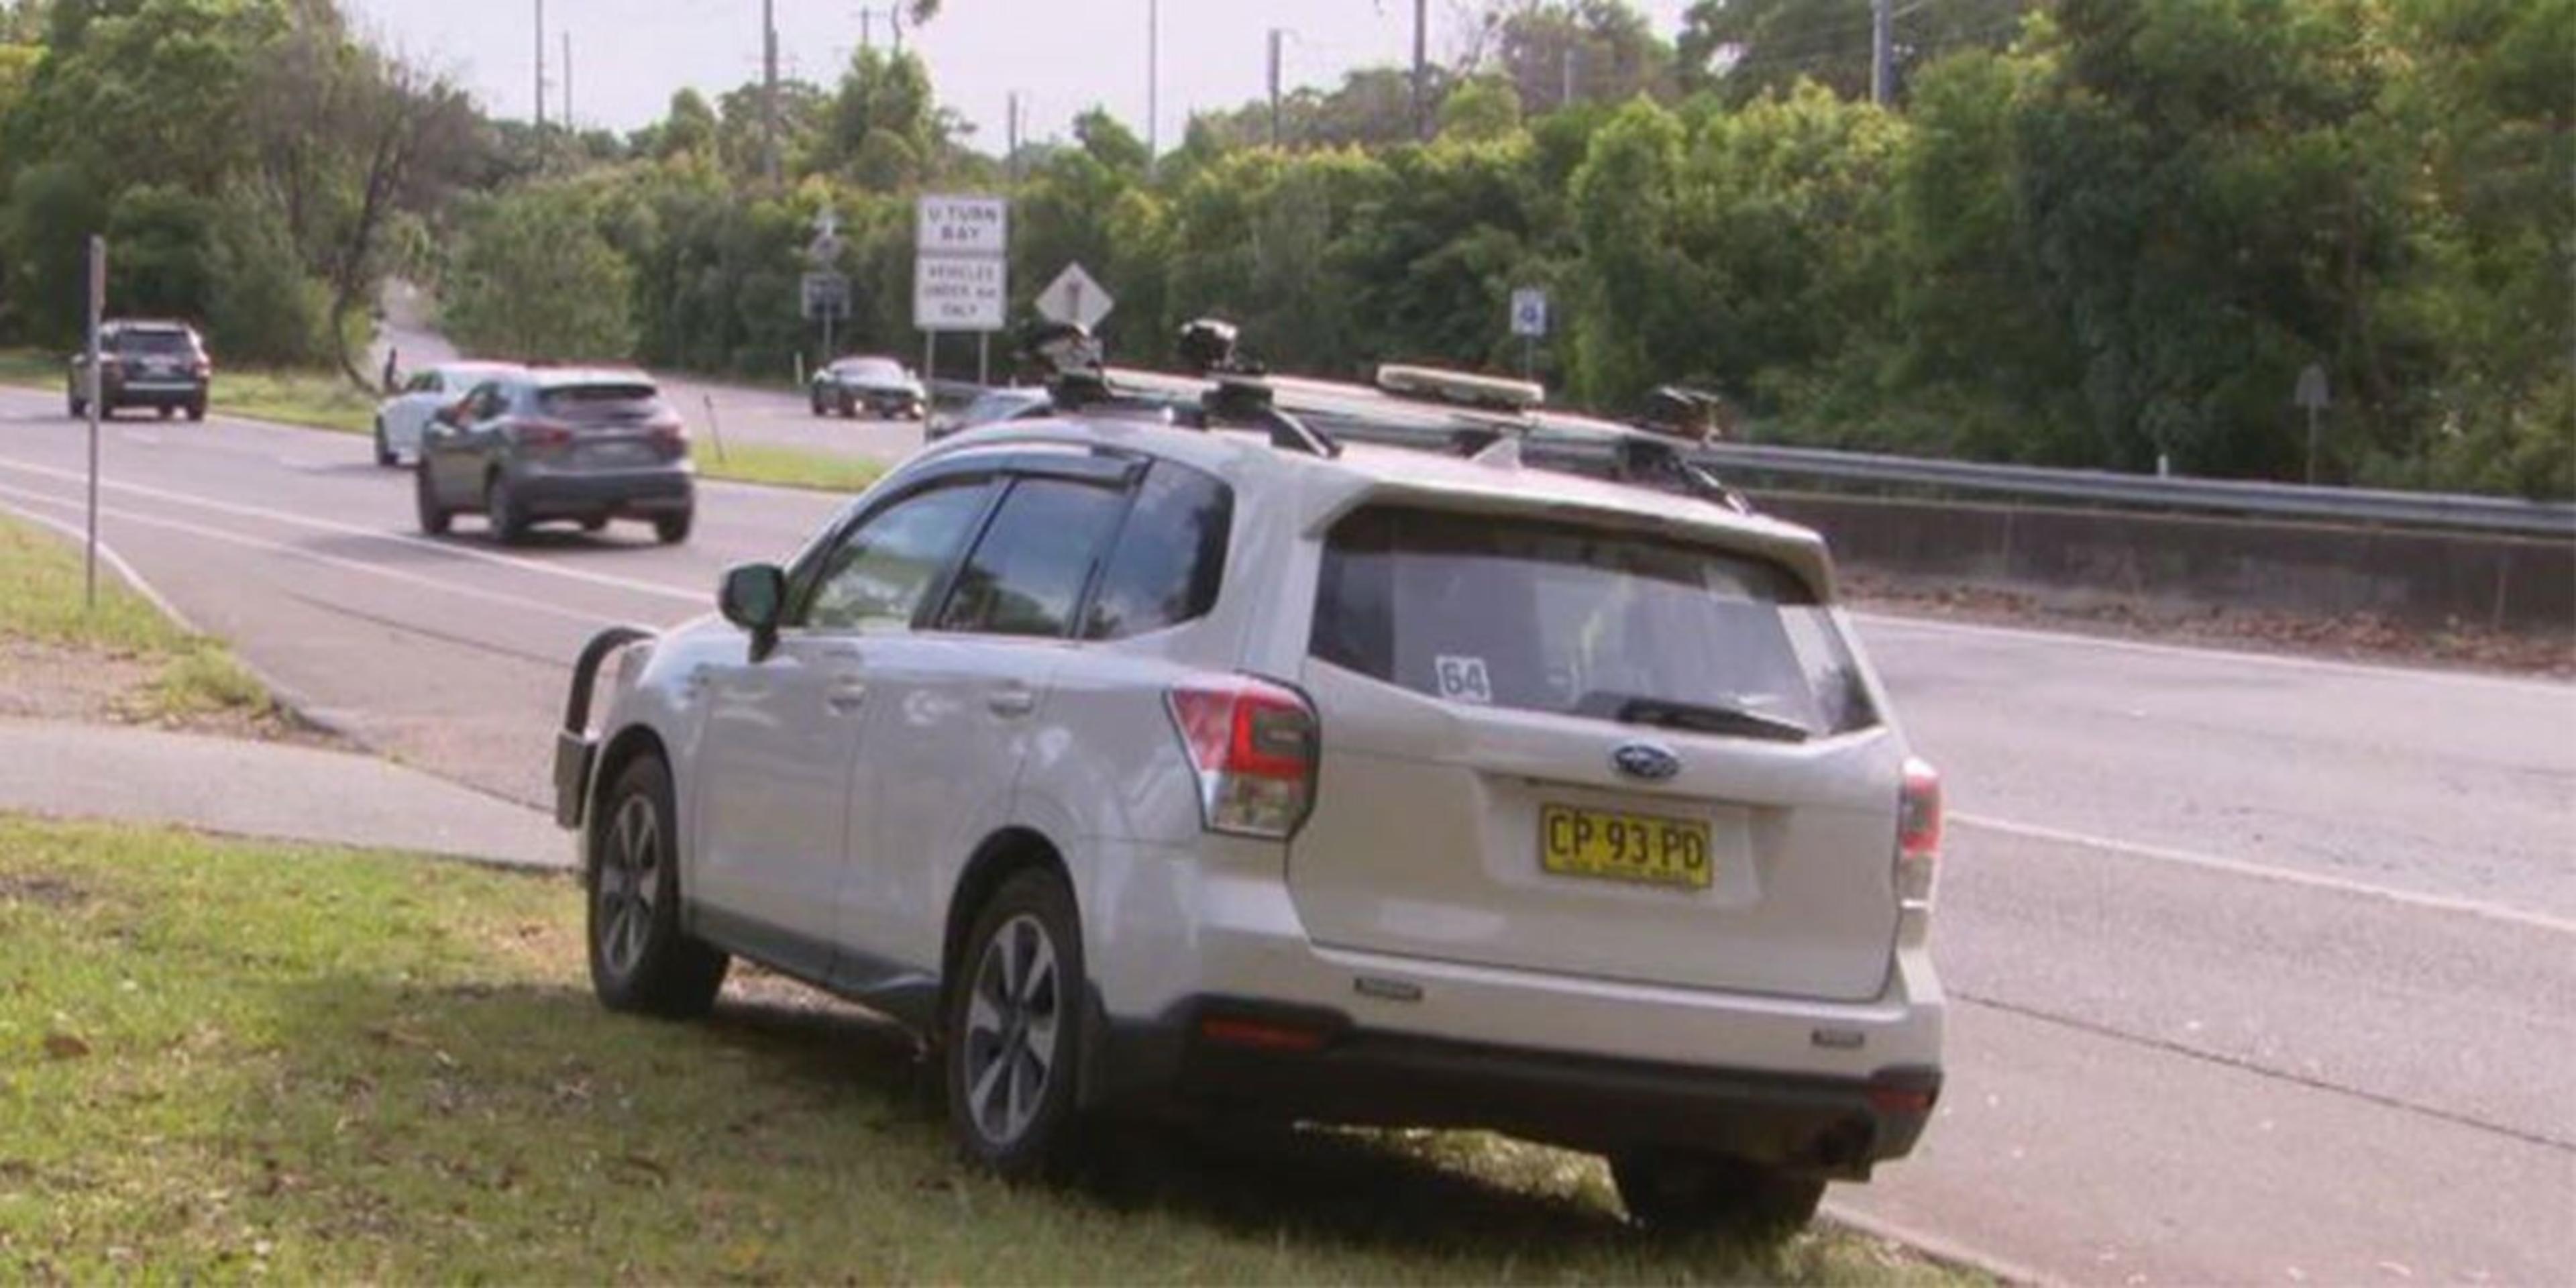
[{"x1": 1611, "y1": 742, "x2": 1681, "y2": 782}]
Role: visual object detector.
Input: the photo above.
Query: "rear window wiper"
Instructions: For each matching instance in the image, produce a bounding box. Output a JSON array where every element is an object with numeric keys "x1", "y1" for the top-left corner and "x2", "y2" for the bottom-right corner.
[{"x1": 1578, "y1": 691, "x2": 1810, "y2": 743}]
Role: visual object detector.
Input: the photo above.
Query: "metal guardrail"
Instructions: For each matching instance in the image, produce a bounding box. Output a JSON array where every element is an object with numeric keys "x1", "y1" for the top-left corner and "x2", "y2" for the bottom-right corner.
[
  {"x1": 1690, "y1": 441, "x2": 2576, "y2": 539},
  {"x1": 924, "y1": 375, "x2": 2576, "y2": 540}
]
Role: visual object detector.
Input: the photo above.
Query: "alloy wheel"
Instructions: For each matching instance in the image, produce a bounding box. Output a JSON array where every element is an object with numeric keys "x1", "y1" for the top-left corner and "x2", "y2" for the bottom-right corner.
[
  {"x1": 595, "y1": 792, "x2": 661, "y2": 978},
  {"x1": 961, "y1": 913, "x2": 1061, "y2": 1147}
]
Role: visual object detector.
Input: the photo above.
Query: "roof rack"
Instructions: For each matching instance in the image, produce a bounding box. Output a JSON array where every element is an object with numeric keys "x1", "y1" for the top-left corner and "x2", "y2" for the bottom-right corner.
[{"x1": 1004, "y1": 321, "x2": 1741, "y2": 508}]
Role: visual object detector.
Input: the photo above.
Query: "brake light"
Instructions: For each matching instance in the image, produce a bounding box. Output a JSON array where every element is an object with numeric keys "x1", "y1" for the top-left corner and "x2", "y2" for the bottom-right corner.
[
  {"x1": 647, "y1": 419, "x2": 688, "y2": 455},
  {"x1": 189, "y1": 358, "x2": 212, "y2": 378},
  {"x1": 1166, "y1": 678, "x2": 1318, "y2": 839},
  {"x1": 517, "y1": 421, "x2": 574, "y2": 451},
  {"x1": 1895, "y1": 756, "x2": 1941, "y2": 908}
]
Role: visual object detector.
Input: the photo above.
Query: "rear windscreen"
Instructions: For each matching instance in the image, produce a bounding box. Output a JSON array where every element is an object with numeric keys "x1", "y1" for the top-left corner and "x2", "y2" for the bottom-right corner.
[
  {"x1": 540, "y1": 384, "x2": 665, "y2": 423},
  {"x1": 1311, "y1": 506, "x2": 1876, "y2": 739},
  {"x1": 836, "y1": 360, "x2": 904, "y2": 380},
  {"x1": 115, "y1": 330, "x2": 192, "y2": 356}
]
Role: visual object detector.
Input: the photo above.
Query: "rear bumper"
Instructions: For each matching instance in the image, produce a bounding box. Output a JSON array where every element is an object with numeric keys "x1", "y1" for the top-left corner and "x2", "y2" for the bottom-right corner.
[
  {"x1": 103, "y1": 380, "x2": 206, "y2": 407},
  {"x1": 837, "y1": 386, "x2": 922, "y2": 415},
  {"x1": 1090, "y1": 999, "x2": 1939, "y2": 1177},
  {"x1": 1077, "y1": 841, "x2": 1946, "y2": 1175},
  {"x1": 511, "y1": 467, "x2": 694, "y2": 518}
]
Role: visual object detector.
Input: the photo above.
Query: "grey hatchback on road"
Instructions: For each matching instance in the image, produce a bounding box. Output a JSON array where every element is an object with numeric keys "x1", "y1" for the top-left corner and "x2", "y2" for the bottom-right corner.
[{"x1": 416, "y1": 370, "x2": 694, "y2": 545}]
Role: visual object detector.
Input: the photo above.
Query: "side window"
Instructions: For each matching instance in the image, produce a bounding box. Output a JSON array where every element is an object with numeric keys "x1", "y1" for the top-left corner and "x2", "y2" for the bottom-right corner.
[
  {"x1": 936, "y1": 477, "x2": 1130, "y2": 638},
  {"x1": 798, "y1": 482, "x2": 992, "y2": 633},
  {"x1": 1083, "y1": 462, "x2": 1232, "y2": 640},
  {"x1": 407, "y1": 372, "x2": 439, "y2": 394}
]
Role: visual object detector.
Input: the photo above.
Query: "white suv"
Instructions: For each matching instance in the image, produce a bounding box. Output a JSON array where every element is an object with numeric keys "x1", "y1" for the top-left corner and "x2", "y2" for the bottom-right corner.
[{"x1": 553, "y1": 400, "x2": 1945, "y2": 1233}]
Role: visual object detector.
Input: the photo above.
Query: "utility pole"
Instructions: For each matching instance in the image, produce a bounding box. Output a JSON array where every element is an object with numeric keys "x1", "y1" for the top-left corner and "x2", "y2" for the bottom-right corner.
[
  {"x1": 1146, "y1": 0, "x2": 1160, "y2": 168},
  {"x1": 761, "y1": 0, "x2": 780, "y2": 184},
  {"x1": 562, "y1": 32, "x2": 573, "y2": 133},
  {"x1": 1411, "y1": 0, "x2": 1429, "y2": 139},
  {"x1": 1560, "y1": 45, "x2": 1578, "y2": 108},
  {"x1": 1006, "y1": 90, "x2": 1020, "y2": 182},
  {"x1": 1267, "y1": 28, "x2": 1284, "y2": 148},
  {"x1": 1870, "y1": 0, "x2": 1893, "y2": 106},
  {"x1": 890, "y1": 3, "x2": 904, "y2": 55},
  {"x1": 533, "y1": 0, "x2": 546, "y2": 131},
  {"x1": 860, "y1": 8, "x2": 872, "y2": 50}
]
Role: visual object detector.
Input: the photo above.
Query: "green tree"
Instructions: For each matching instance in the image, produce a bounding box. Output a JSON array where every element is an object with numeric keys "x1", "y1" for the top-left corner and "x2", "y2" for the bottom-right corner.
[{"x1": 441, "y1": 186, "x2": 633, "y2": 362}]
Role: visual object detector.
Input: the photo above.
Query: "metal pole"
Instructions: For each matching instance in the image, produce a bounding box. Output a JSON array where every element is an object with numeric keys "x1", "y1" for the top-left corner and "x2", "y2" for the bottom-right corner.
[
  {"x1": 1268, "y1": 29, "x2": 1283, "y2": 148},
  {"x1": 1562, "y1": 46, "x2": 1576, "y2": 107},
  {"x1": 1870, "y1": 0, "x2": 1892, "y2": 105},
  {"x1": 562, "y1": 31, "x2": 572, "y2": 132},
  {"x1": 1411, "y1": 0, "x2": 1429, "y2": 138},
  {"x1": 890, "y1": 3, "x2": 904, "y2": 55},
  {"x1": 2306, "y1": 405, "x2": 2320, "y2": 486},
  {"x1": 1521, "y1": 335, "x2": 1534, "y2": 382},
  {"x1": 924, "y1": 331, "x2": 936, "y2": 388},
  {"x1": 534, "y1": 0, "x2": 546, "y2": 131},
  {"x1": 977, "y1": 333, "x2": 989, "y2": 386},
  {"x1": 761, "y1": 0, "x2": 780, "y2": 184},
  {"x1": 861, "y1": 9, "x2": 872, "y2": 50},
  {"x1": 1146, "y1": 0, "x2": 1160, "y2": 168},
  {"x1": 699, "y1": 394, "x2": 729, "y2": 463},
  {"x1": 84, "y1": 235, "x2": 103, "y2": 610}
]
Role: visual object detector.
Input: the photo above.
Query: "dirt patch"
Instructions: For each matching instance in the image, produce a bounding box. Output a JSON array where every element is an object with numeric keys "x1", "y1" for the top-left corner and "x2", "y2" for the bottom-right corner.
[
  {"x1": 0, "y1": 872, "x2": 89, "y2": 908},
  {"x1": 0, "y1": 639, "x2": 338, "y2": 747},
  {"x1": 1847, "y1": 576, "x2": 2576, "y2": 679}
]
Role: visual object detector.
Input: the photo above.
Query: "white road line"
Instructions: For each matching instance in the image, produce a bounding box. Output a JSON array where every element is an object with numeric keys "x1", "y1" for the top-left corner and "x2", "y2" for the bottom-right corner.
[
  {"x1": 0, "y1": 498, "x2": 195, "y2": 629},
  {"x1": 1953, "y1": 811, "x2": 2576, "y2": 936},
  {"x1": 0, "y1": 452, "x2": 704, "y2": 604},
  {"x1": 1854, "y1": 610, "x2": 2573, "y2": 695},
  {"x1": 0, "y1": 480, "x2": 632, "y2": 630}
]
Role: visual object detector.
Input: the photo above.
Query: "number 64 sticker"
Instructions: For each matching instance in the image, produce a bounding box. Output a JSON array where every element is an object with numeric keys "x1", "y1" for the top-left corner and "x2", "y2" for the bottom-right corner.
[{"x1": 1434, "y1": 655, "x2": 1493, "y2": 704}]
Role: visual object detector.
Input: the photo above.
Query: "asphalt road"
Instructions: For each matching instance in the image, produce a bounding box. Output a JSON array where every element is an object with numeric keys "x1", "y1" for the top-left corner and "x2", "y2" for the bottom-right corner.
[{"x1": 1, "y1": 388, "x2": 2569, "y2": 1283}]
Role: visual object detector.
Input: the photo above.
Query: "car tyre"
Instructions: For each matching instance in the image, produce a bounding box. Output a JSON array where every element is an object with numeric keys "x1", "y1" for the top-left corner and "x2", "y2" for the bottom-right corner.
[
  {"x1": 588, "y1": 755, "x2": 729, "y2": 1019},
  {"x1": 184, "y1": 398, "x2": 206, "y2": 423},
  {"x1": 157, "y1": 405, "x2": 174, "y2": 420},
  {"x1": 944, "y1": 867, "x2": 1087, "y2": 1180},
  {"x1": 67, "y1": 393, "x2": 84, "y2": 419},
  {"x1": 1609, "y1": 1150, "x2": 1826, "y2": 1237},
  {"x1": 653, "y1": 510, "x2": 692, "y2": 545},
  {"x1": 374, "y1": 419, "x2": 398, "y2": 467},
  {"x1": 414, "y1": 462, "x2": 451, "y2": 535},
  {"x1": 486, "y1": 474, "x2": 527, "y2": 545},
  {"x1": 580, "y1": 515, "x2": 608, "y2": 533}
]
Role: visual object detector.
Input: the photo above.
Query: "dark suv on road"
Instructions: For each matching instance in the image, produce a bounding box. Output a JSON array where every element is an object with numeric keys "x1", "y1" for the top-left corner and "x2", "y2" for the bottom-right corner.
[
  {"x1": 415, "y1": 370, "x2": 695, "y2": 545},
  {"x1": 68, "y1": 321, "x2": 211, "y2": 421}
]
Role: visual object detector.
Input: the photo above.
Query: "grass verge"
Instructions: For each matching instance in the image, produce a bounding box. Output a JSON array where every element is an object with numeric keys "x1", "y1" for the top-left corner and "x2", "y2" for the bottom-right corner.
[
  {"x1": 0, "y1": 515, "x2": 274, "y2": 726},
  {"x1": 694, "y1": 441, "x2": 889, "y2": 492},
  {"x1": 0, "y1": 347, "x2": 374, "y2": 435},
  {"x1": 0, "y1": 818, "x2": 1970, "y2": 1285}
]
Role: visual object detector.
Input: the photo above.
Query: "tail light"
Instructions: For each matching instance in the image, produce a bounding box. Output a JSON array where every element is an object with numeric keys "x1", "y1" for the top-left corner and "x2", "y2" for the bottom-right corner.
[
  {"x1": 1895, "y1": 756, "x2": 1942, "y2": 908},
  {"x1": 189, "y1": 358, "x2": 212, "y2": 378},
  {"x1": 647, "y1": 419, "x2": 688, "y2": 455},
  {"x1": 1166, "y1": 678, "x2": 1319, "y2": 839},
  {"x1": 516, "y1": 421, "x2": 574, "y2": 452}
]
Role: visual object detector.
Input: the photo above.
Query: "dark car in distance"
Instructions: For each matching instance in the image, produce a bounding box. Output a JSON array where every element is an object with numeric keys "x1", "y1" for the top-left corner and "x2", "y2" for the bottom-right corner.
[
  {"x1": 809, "y1": 355, "x2": 925, "y2": 419},
  {"x1": 415, "y1": 370, "x2": 694, "y2": 545},
  {"x1": 68, "y1": 321, "x2": 211, "y2": 421}
]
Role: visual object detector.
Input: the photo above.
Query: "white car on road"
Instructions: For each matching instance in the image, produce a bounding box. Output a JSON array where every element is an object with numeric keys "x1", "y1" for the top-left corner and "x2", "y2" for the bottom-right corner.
[
  {"x1": 552, "y1": 384, "x2": 1945, "y2": 1234},
  {"x1": 374, "y1": 362, "x2": 523, "y2": 466}
]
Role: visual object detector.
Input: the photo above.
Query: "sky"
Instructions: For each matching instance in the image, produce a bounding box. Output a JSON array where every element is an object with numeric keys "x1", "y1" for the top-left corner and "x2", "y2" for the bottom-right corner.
[{"x1": 344, "y1": 0, "x2": 1697, "y2": 152}]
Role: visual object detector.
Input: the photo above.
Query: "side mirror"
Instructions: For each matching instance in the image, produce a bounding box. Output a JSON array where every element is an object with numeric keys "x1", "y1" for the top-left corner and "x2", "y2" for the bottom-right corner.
[{"x1": 719, "y1": 563, "x2": 787, "y2": 645}]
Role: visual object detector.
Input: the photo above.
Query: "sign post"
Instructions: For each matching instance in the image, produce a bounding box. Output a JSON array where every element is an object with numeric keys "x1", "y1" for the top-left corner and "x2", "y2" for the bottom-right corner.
[
  {"x1": 1509, "y1": 286, "x2": 1548, "y2": 380},
  {"x1": 2294, "y1": 363, "x2": 2330, "y2": 486},
  {"x1": 84, "y1": 234, "x2": 104, "y2": 610},
  {"x1": 914, "y1": 194, "x2": 1009, "y2": 384}
]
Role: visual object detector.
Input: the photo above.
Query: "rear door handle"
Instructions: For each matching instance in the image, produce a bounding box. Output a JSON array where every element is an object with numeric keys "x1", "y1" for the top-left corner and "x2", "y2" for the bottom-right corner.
[{"x1": 986, "y1": 684, "x2": 1036, "y2": 718}]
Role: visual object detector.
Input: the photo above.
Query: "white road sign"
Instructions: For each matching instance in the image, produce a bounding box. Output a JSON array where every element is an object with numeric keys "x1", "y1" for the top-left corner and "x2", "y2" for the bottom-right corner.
[
  {"x1": 1036, "y1": 262, "x2": 1114, "y2": 331},
  {"x1": 1511, "y1": 286, "x2": 1549, "y2": 338},
  {"x1": 914, "y1": 255, "x2": 1007, "y2": 331},
  {"x1": 917, "y1": 194, "x2": 1010, "y2": 258}
]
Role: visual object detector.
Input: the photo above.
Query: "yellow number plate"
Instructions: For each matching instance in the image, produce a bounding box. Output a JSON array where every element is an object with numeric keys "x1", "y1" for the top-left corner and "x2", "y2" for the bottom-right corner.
[{"x1": 1538, "y1": 804, "x2": 1713, "y2": 890}]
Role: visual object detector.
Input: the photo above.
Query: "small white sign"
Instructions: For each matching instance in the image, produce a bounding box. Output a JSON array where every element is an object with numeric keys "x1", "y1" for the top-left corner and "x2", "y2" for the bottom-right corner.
[
  {"x1": 1510, "y1": 287, "x2": 1548, "y2": 339},
  {"x1": 1036, "y1": 262, "x2": 1115, "y2": 331},
  {"x1": 914, "y1": 255, "x2": 1007, "y2": 331},
  {"x1": 1434, "y1": 655, "x2": 1493, "y2": 705},
  {"x1": 916, "y1": 194, "x2": 1010, "y2": 258}
]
